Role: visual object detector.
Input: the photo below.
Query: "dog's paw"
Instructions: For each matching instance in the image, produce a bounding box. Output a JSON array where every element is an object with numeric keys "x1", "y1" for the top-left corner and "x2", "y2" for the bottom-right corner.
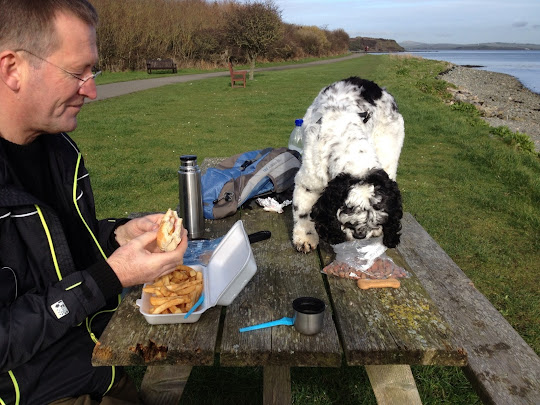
[{"x1": 292, "y1": 229, "x2": 319, "y2": 253}]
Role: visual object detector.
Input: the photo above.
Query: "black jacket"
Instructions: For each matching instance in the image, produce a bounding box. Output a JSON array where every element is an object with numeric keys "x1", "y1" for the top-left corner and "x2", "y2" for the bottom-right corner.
[{"x1": 0, "y1": 133, "x2": 126, "y2": 404}]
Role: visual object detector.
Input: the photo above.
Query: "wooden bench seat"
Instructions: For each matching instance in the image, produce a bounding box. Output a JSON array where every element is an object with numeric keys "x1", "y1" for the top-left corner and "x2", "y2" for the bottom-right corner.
[
  {"x1": 146, "y1": 58, "x2": 177, "y2": 74},
  {"x1": 395, "y1": 213, "x2": 540, "y2": 404}
]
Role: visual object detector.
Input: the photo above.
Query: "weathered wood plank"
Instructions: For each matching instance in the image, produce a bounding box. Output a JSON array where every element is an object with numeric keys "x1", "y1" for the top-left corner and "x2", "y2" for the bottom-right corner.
[
  {"x1": 263, "y1": 366, "x2": 292, "y2": 405},
  {"x1": 219, "y1": 206, "x2": 342, "y2": 367},
  {"x1": 92, "y1": 286, "x2": 221, "y2": 366},
  {"x1": 397, "y1": 213, "x2": 540, "y2": 405},
  {"x1": 326, "y1": 267, "x2": 466, "y2": 366},
  {"x1": 92, "y1": 213, "x2": 239, "y2": 366},
  {"x1": 366, "y1": 365, "x2": 422, "y2": 405},
  {"x1": 320, "y1": 240, "x2": 466, "y2": 366},
  {"x1": 140, "y1": 365, "x2": 192, "y2": 405}
]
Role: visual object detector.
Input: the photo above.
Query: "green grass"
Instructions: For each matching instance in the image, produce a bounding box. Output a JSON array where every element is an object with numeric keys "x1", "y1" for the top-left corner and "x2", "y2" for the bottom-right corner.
[
  {"x1": 73, "y1": 54, "x2": 540, "y2": 404},
  {"x1": 490, "y1": 125, "x2": 538, "y2": 156},
  {"x1": 94, "y1": 54, "x2": 352, "y2": 85}
]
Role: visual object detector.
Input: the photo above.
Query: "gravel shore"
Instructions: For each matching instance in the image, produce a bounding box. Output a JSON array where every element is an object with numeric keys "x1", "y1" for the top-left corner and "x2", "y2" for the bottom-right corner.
[{"x1": 438, "y1": 65, "x2": 540, "y2": 152}]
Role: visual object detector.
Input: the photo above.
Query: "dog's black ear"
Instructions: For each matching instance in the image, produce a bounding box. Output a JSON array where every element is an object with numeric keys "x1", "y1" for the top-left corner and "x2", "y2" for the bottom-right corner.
[
  {"x1": 311, "y1": 173, "x2": 356, "y2": 245},
  {"x1": 365, "y1": 169, "x2": 403, "y2": 248}
]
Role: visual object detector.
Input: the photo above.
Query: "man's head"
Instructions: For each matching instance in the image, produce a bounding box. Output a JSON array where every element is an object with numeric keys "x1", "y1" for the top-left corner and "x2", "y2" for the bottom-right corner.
[
  {"x1": 0, "y1": 0, "x2": 98, "y2": 57},
  {"x1": 0, "y1": 0, "x2": 99, "y2": 144}
]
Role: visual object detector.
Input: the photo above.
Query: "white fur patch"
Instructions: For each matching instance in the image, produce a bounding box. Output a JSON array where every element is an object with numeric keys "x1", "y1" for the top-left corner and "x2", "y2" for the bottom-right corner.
[
  {"x1": 292, "y1": 77, "x2": 404, "y2": 253},
  {"x1": 345, "y1": 184, "x2": 378, "y2": 211}
]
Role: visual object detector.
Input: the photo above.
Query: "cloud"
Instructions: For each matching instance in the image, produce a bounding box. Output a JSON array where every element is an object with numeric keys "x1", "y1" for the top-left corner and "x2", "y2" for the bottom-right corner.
[{"x1": 512, "y1": 21, "x2": 528, "y2": 28}]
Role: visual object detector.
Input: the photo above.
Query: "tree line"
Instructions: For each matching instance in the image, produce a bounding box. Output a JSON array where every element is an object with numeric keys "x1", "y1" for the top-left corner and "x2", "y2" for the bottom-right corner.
[{"x1": 90, "y1": 0, "x2": 350, "y2": 72}]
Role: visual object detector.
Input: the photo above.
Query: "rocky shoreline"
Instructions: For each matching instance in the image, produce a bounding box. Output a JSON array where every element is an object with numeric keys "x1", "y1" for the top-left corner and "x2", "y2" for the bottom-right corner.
[{"x1": 438, "y1": 65, "x2": 540, "y2": 152}]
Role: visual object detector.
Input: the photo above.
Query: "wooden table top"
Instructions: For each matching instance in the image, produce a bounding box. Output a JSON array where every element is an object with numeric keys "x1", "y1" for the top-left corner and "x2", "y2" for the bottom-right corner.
[
  {"x1": 93, "y1": 155, "x2": 466, "y2": 369},
  {"x1": 92, "y1": 204, "x2": 466, "y2": 368}
]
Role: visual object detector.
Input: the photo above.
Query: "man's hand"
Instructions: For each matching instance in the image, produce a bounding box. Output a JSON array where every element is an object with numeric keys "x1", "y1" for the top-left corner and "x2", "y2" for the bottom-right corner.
[
  {"x1": 107, "y1": 227, "x2": 189, "y2": 287},
  {"x1": 114, "y1": 213, "x2": 163, "y2": 249}
]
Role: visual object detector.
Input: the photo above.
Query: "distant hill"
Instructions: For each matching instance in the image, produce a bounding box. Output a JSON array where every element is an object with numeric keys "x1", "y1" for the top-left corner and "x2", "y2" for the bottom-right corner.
[
  {"x1": 350, "y1": 37, "x2": 404, "y2": 52},
  {"x1": 400, "y1": 41, "x2": 540, "y2": 51}
]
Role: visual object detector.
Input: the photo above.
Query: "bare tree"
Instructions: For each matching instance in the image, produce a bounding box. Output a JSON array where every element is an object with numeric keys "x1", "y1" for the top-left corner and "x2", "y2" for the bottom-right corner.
[{"x1": 225, "y1": 0, "x2": 282, "y2": 79}]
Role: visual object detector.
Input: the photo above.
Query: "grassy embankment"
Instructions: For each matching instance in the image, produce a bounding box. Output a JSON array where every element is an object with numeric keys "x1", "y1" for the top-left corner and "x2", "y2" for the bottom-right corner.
[{"x1": 73, "y1": 54, "x2": 539, "y2": 405}]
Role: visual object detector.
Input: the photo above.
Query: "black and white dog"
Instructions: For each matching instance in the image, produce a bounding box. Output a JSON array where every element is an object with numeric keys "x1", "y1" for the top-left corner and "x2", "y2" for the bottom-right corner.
[{"x1": 292, "y1": 77, "x2": 405, "y2": 253}]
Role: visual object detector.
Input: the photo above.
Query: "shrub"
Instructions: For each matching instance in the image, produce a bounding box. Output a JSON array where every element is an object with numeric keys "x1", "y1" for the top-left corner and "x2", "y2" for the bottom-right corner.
[
  {"x1": 92, "y1": 0, "x2": 350, "y2": 71},
  {"x1": 451, "y1": 101, "x2": 481, "y2": 116},
  {"x1": 491, "y1": 126, "x2": 538, "y2": 156},
  {"x1": 290, "y1": 26, "x2": 330, "y2": 57}
]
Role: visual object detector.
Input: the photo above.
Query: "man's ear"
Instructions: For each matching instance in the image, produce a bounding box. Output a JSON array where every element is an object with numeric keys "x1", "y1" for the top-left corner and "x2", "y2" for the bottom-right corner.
[{"x1": 0, "y1": 51, "x2": 23, "y2": 91}]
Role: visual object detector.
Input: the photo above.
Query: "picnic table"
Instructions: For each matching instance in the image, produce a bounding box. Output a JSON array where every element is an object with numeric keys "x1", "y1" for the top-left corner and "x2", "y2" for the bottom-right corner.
[{"x1": 92, "y1": 158, "x2": 540, "y2": 405}]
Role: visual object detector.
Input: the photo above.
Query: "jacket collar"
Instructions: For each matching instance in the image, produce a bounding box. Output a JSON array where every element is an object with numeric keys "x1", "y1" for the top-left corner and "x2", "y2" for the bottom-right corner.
[{"x1": 0, "y1": 133, "x2": 79, "y2": 209}]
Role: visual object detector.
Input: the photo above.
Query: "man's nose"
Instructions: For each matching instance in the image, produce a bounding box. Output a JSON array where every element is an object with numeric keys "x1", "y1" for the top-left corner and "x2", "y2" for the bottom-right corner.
[{"x1": 79, "y1": 78, "x2": 97, "y2": 100}]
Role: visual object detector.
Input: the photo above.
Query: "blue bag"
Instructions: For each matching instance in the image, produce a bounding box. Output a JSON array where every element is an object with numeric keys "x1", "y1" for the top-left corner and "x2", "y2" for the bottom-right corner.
[{"x1": 201, "y1": 147, "x2": 301, "y2": 219}]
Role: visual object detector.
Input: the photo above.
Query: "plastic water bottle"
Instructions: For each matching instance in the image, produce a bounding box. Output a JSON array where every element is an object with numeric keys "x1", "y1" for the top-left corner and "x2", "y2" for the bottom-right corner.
[
  {"x1": 288, "y1": 119, "x2": 304, "y2": 154},
  {"x1": 178, "y1": 155, "x2": 204, "y2": 239}
]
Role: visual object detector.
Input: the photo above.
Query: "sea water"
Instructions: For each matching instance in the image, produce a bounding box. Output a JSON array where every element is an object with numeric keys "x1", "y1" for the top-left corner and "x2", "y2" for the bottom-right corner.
[{"x1": 410, "y1": 50, "x2": 540, "y2": 94}]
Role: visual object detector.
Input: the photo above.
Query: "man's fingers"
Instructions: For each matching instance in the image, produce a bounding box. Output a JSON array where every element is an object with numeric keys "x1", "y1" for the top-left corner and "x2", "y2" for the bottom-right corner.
[
  {"x1": 132, "y1": 230, "x2": 158, "y2": 248},
  {"x1": 144, "y1": 213, "x2": 163, "y2": 222},
  {"x1": 179, "y1": 228, "x2": 188, "y2": 246},
  {"x1": 142, "y1": 213, "x2": 163, "y2": 228},
  {"x1": 134, "y1": 215, "x2": 162, "y2": 232}
]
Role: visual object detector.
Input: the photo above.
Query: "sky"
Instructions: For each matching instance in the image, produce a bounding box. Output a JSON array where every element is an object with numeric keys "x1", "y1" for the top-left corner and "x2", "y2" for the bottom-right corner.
[{"x1": 260, "y1": 0, "x2": 540, "y2": 45}]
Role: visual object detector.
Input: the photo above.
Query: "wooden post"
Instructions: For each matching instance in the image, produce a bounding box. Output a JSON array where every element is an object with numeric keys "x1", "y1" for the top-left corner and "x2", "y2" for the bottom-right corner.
[
  {"x1": 366, "y1": 365, "x2": 422, "y2": 405},
  {"x1": 263, "y1": 366, "x2": 291, "y2": 405}
]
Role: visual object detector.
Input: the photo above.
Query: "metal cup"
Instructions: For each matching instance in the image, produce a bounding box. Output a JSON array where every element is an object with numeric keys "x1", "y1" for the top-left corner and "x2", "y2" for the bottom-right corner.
[{"x1": 292, "y1": 297, "x2": 325, "y2": 335}]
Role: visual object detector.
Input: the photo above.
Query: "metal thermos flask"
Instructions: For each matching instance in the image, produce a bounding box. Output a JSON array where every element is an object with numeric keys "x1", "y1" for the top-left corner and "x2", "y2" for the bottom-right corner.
[{"x1": 178, "y1": 155, "x2": 204, "y2": 239}]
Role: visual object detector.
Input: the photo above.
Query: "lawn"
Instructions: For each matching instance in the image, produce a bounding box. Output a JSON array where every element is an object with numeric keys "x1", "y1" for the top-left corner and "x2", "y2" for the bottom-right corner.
[
  {"x1": 93, "y1": 54, "x2": 353, "y2": 85},
  {"x1": 72, "y1": 54, "x2": 540, "y2": 404}
]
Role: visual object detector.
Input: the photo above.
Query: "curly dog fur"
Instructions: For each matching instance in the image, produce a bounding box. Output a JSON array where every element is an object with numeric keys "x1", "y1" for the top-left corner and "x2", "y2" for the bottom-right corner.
[{"x1": 292, "y1": 77, "x2": 404, "y2": 252}]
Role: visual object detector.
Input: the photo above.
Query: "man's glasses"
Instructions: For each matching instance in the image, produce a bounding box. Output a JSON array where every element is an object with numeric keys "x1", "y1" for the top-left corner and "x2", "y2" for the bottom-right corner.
[{"x1": 16, "y1": 49, "x2": 101, "y2": 87}]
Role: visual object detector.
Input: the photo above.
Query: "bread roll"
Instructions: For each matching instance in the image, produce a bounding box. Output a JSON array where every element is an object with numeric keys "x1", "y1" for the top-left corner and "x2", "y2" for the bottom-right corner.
[{"x1": 157, "y1": 209, "x2": 183, "y2": 251}]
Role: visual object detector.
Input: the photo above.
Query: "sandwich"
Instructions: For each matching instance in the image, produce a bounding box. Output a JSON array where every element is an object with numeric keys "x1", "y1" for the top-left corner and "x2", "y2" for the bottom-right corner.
[{"x1": 156, "y1": 209, "x2": 183, "y2": 251}]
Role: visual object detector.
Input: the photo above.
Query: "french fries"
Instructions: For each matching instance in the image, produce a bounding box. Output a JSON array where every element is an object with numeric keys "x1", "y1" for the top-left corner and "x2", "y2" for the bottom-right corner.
[{"x1": 143, "y1": 264, "x2": 204, "y2": 314}]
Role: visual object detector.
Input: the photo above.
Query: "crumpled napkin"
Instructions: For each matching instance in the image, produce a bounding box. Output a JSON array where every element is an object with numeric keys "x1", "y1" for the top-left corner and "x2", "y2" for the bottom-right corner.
[{"x1": 256, "y1": 197, "x2": 292, "y2": 213}]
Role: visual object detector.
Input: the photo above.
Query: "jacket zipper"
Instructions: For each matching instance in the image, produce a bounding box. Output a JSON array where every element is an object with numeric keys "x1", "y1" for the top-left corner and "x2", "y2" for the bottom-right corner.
[{"x1": 71, "y1": 152, "x2": 118, "y2": 395}]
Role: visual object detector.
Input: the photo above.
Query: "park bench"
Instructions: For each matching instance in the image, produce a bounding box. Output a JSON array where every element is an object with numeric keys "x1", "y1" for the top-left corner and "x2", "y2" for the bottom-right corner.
[
  {"x1": 146, "y1": 58, "x2": 177, "y2": 74},
  {"x1": 92, "y1": 158, "x2": 540, "y2": 404}
]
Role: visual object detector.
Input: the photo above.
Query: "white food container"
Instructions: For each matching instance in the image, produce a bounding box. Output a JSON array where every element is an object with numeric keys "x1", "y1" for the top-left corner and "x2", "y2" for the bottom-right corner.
[{"x1": 137, "y1": 220, "x2": 257, "y2": 324}]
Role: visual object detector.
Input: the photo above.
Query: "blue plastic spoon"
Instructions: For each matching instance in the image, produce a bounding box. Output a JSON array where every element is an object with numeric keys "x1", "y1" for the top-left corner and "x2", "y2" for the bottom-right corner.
[
  {"x1": 184, "y1": 293, "x2": 205, "y2": 319},
  {"x1": 239, "y1": 316, "x2": 295, "y2": 332}
]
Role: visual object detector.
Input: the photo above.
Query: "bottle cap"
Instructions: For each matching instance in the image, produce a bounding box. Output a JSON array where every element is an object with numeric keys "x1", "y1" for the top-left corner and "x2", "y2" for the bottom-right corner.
[
  {"x1": 180, "y1": 155, "x2": 198, "y2": 167},
  {"x1": 295, "y1": 119, "x2": 303, "y2": 126}
]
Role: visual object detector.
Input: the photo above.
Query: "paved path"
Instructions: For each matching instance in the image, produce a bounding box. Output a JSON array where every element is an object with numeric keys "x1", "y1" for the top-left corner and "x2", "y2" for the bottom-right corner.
[{"x1": 89, "y1": 53, "x2": 364, "y2": 103}]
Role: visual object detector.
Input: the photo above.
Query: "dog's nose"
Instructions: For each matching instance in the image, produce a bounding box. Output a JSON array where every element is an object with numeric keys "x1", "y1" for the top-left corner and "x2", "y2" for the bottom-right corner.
[
  {"x1": 353, "y1": 230, "x2": 367, "y2": 240},
  {"x1": 341, "y1": 222, "x2": 366, "y2": 240}
]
